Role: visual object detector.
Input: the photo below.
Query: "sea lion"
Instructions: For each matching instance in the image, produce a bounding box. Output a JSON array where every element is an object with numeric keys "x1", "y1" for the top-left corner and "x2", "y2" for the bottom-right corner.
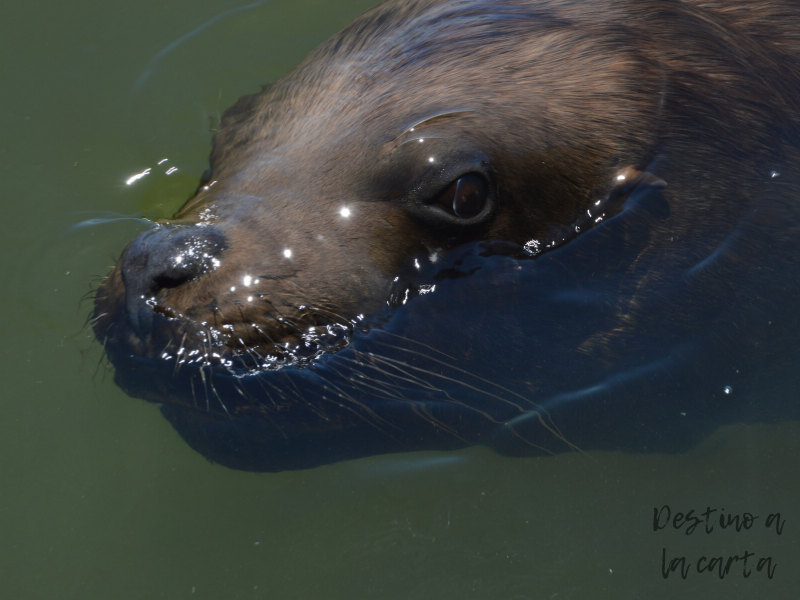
[{"x1": 93, "y1": 0, "x2": 800, "y2": 471}]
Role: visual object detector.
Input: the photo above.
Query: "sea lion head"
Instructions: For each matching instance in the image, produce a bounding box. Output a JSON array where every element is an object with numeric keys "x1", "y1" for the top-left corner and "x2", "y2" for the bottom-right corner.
[{"x1": 93, "y1": 0, "x2": 800, "y2": 470}]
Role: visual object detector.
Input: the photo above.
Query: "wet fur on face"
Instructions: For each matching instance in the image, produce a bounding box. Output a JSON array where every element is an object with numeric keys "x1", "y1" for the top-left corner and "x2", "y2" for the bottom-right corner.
[{"x1": 93, "y1": 0, "x2": 800, "y2": 471}]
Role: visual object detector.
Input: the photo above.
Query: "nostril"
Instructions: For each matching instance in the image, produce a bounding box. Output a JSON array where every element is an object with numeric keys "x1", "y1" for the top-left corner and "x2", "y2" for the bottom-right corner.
[
  {"x1": 119, "y1": 224, "x2": 227, "y2": 332},
  {"x1": 151, "y1": 234, "x2": 221, "y2": 290}
]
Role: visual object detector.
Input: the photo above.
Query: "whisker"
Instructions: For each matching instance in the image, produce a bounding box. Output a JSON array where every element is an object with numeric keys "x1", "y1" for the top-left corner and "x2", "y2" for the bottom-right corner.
[
  {"x1": 92, "y1": 336, "x2": 109, "y2": 382},
  {"x1": 344, "y1": 352, "x2": 443, "y2": 391},
  {"x1": 173, "y1": 331, "x2": 189, "y2": 376},
  {"x1": 356, "y1": 353, "x2": 497, "y2": 423},
  {"x1": 363, "y1": 349, "x2": 579, "y2": 453},
  {"x1": 317, "y1": 363, "x2": 402, "y2": 431},
  {"x1": 371, "y1": 329, "x2": 458, "y2": 362}
]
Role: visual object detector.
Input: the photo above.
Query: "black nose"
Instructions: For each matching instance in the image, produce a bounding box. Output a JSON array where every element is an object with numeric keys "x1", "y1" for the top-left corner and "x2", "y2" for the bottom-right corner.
[{"x1": 120, "y1": 224, "x2": 227, "y2": 334}]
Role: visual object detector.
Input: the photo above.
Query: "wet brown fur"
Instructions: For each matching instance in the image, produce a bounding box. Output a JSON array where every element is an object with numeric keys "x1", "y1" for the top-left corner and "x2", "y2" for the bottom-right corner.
[{"x1": 95, "y1": 0, "x2": 800, "y2": 369}]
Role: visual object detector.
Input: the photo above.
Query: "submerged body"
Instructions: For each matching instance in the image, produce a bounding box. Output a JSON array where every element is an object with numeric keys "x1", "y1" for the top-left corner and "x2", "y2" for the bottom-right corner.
[{"x1": 94, "y1": 0, "x2": 800, "y2": 471}]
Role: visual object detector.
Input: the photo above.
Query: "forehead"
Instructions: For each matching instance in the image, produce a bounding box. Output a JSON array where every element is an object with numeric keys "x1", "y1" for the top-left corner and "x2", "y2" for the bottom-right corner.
[{"x1": 209, "y1": 0, "x2": 659, "y2": 198}]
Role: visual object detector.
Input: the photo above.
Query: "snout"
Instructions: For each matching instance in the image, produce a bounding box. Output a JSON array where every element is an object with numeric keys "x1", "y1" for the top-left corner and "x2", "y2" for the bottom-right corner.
[{"x1": 119, "y1": 224, "x2": 227, "y2": 335}]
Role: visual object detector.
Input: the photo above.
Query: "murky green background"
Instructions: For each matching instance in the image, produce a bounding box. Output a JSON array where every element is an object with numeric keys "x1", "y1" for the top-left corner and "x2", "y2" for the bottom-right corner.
[{"x1": 1, "y1": 1, "x2": 798, "y2": 598}]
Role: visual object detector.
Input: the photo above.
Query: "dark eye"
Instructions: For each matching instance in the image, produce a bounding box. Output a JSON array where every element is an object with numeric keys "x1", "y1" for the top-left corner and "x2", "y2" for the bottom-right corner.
[{"x1": 436, "y1": 173, "x2": 489, "y2": 218}]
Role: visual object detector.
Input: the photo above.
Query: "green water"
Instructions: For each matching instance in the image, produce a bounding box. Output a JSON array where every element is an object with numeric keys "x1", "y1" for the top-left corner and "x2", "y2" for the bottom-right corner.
[{"x1": 1, "y1": 1, "x2": 798, "y2": 598}]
